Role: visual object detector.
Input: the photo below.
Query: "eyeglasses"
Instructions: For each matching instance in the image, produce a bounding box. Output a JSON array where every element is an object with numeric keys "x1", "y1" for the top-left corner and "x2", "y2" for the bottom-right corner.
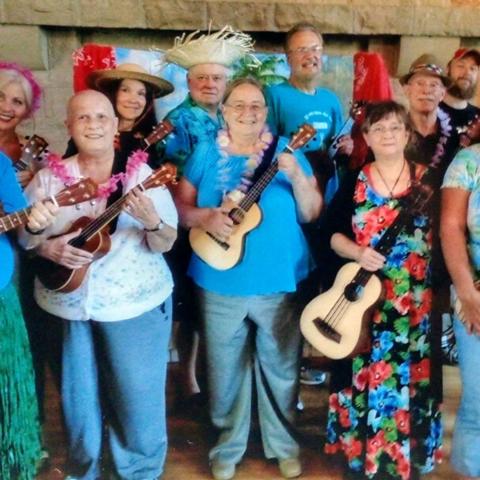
[
  {"x1": 288, "y1": 45, "x2": 323, "y2": 55},
  {"x1": 369, "y1": 125, "x2": 406, "y2": 136},
  {"x1": 224, "y1": 103, "x2": 266, "y2": 114}
]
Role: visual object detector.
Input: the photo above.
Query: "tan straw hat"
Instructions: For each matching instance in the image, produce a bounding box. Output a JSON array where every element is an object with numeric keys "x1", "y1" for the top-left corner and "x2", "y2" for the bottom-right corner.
[
  {"x1": 162, "y1": 25, "x2": 255, "y2": 69},
  {"x1": 87, "y1": 63, "x2": 174, "y2": 98},
  {"x1": 399, "y1": 53, "x2": 451, "y2": 87}
]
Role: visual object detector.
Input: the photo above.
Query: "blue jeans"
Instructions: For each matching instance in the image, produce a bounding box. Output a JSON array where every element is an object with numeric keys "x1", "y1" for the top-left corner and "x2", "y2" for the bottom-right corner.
[
  {"x1": 198, "y1": 288, "x2": 302, "y2": 465},
  {"x1": 61, "y1": 299, "x2": 172, "y2": 480},
  {"x1": 451, "y1": 315, "x2": 480, "y2": 477}
]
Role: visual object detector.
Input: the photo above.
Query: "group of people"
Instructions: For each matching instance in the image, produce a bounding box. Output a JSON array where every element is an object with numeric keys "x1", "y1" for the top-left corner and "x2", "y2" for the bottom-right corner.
[{"x1": 1, "y1": 20, "x2": 480, "y2": 480}]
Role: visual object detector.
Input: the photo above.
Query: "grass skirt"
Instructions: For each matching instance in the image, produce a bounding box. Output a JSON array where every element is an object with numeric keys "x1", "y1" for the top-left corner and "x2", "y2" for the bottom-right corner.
[{"x1": 0, "y1": 282, "x2": 41, "y2": 479}]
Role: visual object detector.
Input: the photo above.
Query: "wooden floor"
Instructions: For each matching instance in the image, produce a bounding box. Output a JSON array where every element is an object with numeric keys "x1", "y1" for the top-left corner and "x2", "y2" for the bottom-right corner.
[{"x1": 38, "y1": 364, "x2": 462, "y2": 480}]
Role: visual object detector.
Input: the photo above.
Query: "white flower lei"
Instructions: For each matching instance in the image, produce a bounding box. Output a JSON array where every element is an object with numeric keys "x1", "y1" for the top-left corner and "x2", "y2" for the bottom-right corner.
[{"x1": 216, "y1": 128, "x2": 273, "y2": 196}]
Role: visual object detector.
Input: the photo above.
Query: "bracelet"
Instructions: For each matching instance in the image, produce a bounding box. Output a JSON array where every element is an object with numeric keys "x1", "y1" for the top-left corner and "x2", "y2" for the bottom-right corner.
[
  {"x1": 144, "y1": 220, "x2": 165, "y2": 232},
  {"x1": 25, "y1": 224, "x2": 45, "y2": 235}
]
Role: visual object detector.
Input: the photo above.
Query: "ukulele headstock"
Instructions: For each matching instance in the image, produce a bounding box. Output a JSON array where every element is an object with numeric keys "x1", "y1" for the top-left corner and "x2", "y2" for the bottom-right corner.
[
  {"x1": 288, "y1": 124, "x2": 316, "y2": 151},
  {"x1": 459, "y1": 114, "x2": 480, "y2": 148},
  {"x1": 55, "y1": 178, "x2": 98, "y2": 207},
  {"x1": 144, "y1": 120, "x2": 174, "y2": 147},
  {"x1": 16, "y1": 135, "x2": 49, "y2": 171},
  {"x1": 142, "y1": 163, "x2": 178, "y2": 190}
]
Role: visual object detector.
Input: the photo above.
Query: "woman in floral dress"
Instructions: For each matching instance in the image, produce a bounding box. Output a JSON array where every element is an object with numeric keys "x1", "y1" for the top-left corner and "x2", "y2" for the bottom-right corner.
[{"x1": 324, "y1": 101, "x2": 442, "y2": 480}]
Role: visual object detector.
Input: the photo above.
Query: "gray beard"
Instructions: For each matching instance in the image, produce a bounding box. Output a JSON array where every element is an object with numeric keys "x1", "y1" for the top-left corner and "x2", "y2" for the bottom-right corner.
[{"x1": 448, "y1": 82, "x2": 476, "y2": 100}]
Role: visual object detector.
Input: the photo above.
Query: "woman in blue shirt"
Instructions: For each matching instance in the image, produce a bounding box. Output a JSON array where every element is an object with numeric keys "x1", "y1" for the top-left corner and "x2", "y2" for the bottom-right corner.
[
  {"x1": 0, "y1": 152, "x2": 56, "y2": 479},
  {"x1": 176, "y1": 77, "x2": 322, "y2": 480}
]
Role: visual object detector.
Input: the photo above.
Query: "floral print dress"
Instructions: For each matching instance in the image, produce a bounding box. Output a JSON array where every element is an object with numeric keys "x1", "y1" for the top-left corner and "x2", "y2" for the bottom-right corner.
[{"x1": 325, "y1": 164, "x2": 442, "y2": 479}]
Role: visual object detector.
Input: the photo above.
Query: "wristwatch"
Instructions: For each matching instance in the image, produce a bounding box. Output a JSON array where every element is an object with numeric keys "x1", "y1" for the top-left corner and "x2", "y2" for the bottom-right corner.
[{"x1": 144, "y1": 219, "x2": 165, "y2": 232}]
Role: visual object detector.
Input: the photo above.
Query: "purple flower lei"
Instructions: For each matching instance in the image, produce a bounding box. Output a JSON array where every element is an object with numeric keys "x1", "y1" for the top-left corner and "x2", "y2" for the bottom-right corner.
[
  {"x1": 431, "y1": 108, "x2": 452, "y2": 168},
  {"x1": 0, "y1": 61, "x2": 42, "y2": 115}
]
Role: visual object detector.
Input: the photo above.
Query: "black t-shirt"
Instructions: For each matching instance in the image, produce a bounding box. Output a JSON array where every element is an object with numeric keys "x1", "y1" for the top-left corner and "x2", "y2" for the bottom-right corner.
[{"x1": 439, "y1": 101, "x2": 480, "y2": 136}]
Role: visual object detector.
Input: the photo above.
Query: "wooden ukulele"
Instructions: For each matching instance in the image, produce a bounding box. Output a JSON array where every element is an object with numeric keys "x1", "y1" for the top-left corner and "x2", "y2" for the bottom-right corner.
[
  {"x1": 300, "y1": 184, "x2": 432, "y2": 359},
  {"x1": 37, "y1": 163, "x2": 177, "y2": 293},
  {"x1": 114, "y1": 120, "x2": 174, "y2": 151},
  {"x1": 14, "y1": 135, "x2": 49, "y2": 171},
  {"x1": 0, "y1": 178, "x2": 98, "y2": 234},
  {"x1": 189, "y1": 124, "x2": 316, "y2": 271}
]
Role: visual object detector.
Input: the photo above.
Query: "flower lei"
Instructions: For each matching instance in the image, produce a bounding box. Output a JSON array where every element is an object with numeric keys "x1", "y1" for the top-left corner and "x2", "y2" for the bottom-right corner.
[
  {"x1": 47, "y1": 149, "x2": 149, "y2": 198},
  {"x1": 430, "y1": 108, "x2": 452, "y2": 168},
  {"x1": 216, "y1": 128, "x2": 273, "y2": 195}
]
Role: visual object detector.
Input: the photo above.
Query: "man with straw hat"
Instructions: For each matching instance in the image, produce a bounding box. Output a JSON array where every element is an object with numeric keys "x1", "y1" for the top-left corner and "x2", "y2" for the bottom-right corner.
[
  {"x1": 158, "y1": 26, "x2": 254, "y2": 423},
  {"x1": 160, "y1": 25, "x2": 255, "y2": 172}
]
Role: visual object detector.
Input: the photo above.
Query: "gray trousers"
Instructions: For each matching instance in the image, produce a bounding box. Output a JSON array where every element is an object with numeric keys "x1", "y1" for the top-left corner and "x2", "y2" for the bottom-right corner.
[{"x1": 198, "y1": 288, "x2": 302, "y2": 465}]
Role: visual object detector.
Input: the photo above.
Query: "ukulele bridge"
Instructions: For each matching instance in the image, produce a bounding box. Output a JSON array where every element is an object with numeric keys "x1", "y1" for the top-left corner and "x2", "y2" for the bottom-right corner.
[
  {"x1": 206, "y1": 232, "x2": 230, "y2": 251},
  {"x1": 313, "y1": 318, "x2": 342, "y2": 344}
]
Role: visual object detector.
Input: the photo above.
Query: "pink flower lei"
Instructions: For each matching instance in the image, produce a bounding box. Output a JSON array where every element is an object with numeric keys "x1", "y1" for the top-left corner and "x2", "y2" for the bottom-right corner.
[
  {"x1": 47, "y1": 149, "x2": 149, "y2": 198},
  {"x1": 216, "y1": 128, "x2": 274, "y2": 195},
  {"x1": 431, "y1": 108, "x2": 452, "y2": 168},
  {"x1": 0, "y1": 61, "x2": 42, "y2": 115}
]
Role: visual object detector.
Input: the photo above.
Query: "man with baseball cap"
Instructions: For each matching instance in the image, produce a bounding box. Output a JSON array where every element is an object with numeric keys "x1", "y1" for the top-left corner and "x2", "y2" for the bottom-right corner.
[{"x1": 440, "y1": 48, "x2": 480, "y2": 137}]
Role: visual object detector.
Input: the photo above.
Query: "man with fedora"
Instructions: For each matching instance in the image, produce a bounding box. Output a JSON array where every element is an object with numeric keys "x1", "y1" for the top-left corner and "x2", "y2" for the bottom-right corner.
[
  {"x1": 440, "y1": 48, "x2": 480, "y2": 139},
  {"x1": 400, "y1": 53, "x2": 458, "y2": 184},
  {"x1": 158, "y1": 27, "x2": 255, "y2": 413},
  {"x1": 401, "y1": 53, "x2": 459, "y2": 395}
]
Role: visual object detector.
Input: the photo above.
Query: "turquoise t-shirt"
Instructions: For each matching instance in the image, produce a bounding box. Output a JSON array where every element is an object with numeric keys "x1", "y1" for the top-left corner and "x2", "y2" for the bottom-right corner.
[
  {"x1": 0, "y1": 152, "x2": 27, "y2": 290},
  {"x1": 442, "y1": 144, "x2": 480, "y2": 275},
  {"x1": 184, "y1": 136, "x2": 314, "y2": 296},
  {"x1": 265, "y1": 81, "x2": 344, "y2": 154}
]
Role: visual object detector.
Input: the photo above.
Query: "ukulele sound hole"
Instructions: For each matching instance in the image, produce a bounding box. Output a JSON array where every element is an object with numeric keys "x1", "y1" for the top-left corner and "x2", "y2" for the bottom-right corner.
[
  {"x1": 313, "y1": 318, "x2": 341, "y2": 343},
  {"x1": 344, "y1": 282, "x2": 363, "y2": 302},
  {"x1": 206, "y1": 232, "x2": 230, "y2": 251}
]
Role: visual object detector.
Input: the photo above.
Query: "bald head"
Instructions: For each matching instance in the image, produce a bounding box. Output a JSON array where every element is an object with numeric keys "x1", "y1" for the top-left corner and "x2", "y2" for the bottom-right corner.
[
  {"x1": 66, "y1": 89, "x2": 115, "y2": 122},
  {"x1": 66, "y1": 89, "x2": 118, "y2": 158}
]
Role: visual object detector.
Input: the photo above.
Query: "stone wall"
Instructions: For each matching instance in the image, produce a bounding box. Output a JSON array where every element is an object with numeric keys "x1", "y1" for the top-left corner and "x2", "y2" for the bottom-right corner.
[{"x1": 1, "y1": 1, "x2": 480, "y2": 151}]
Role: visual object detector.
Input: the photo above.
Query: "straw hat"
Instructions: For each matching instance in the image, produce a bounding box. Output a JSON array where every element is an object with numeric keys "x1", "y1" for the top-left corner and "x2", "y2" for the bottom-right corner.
[
  {"x1": 399, "y1": 54, "x2": 451, "y2": 87},
  {"x1": 162, "y1": 25, "x2": 255, "y2": 70},
  {"x1": 87, "y1": 63, "x2": 174, "y2": 98}
]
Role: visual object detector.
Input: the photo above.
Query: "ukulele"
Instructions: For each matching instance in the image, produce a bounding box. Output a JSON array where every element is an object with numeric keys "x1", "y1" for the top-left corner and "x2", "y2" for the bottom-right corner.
[
  {"x1": 114, "y1": 120, "x2": 174, "y2": 151},
  {"x1": 14, "y1": 135, "x2": 49, "y2": 172},
  {"x1": 0, "y1": 178, "x2": 98, "y2": 234},
  {"x1": 189, "y1": 124, "x2": 316, "y2": 271},
  {"x1": 37, "y1": 163, "x2": 177, "y2": 293},
  {"x1": 300, "y1": 184, "x2": 432, "y2": 359}
]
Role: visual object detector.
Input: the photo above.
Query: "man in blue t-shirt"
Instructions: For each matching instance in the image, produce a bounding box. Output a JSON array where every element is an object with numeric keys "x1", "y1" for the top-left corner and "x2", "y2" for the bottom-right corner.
[
  {"x1": 266, "y1": 22, "x2": 353, "y2": 202},
  {"x1": 267, "y1": 22, "x2": 354, "y2": 387}
]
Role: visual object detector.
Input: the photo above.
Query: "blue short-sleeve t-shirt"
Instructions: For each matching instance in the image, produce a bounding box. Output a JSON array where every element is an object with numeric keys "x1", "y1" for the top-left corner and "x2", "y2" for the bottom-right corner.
[
  {"x1": 0, "y1": 152, "x2": 27, "y2": 290},
  {"x1": 184, "y1": 136, "x2": 314, "y2": 296}
]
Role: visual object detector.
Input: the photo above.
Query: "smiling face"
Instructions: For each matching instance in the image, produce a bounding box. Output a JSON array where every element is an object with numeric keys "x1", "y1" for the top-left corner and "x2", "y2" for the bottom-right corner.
[
  {"x1": 222, "y1": 83, "x2": 267, "y2": 138},
  {"x1": 448, "y1": 55, "x2": 479, "y2": 100},
  {"x1": 67, "y1": 90, "x2": 118, "y2": 157},
  {"x1": 363, "y1": 113, "x2": 410, "y2": 160},
  {"x1": 0, "y1": 81, "x2": 29, "y2": 133},
  {"x1": 287, "y1": 30, "x2": 323, "y2": 84},
  {"x1": 187, "y1": 63, "x2": 228, "y2": 110},
  {"x1": 115, "y1": 78, "x2": 148, "y2": 127},
  {"x1": 403, "y1": 73, "x2": 446, "y2": 115}
]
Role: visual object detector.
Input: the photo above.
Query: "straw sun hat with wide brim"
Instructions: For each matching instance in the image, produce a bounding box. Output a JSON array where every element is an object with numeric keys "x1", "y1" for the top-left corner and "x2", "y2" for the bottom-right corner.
[{"x1": 86, "y1": 63, "x2": 174, "y2": 98}]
